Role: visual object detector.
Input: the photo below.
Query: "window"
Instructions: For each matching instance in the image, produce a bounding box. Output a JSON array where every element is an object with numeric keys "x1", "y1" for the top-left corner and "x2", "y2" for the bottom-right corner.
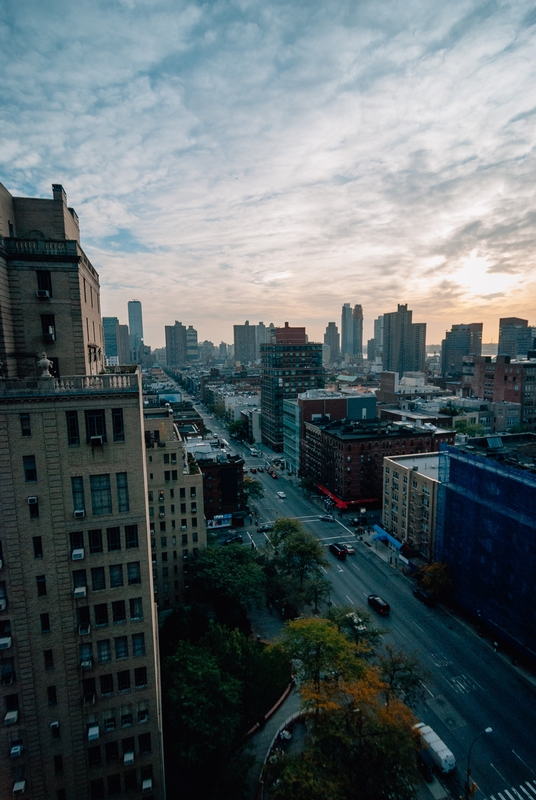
[
  {"x1": 137, "y1": 703, "x2": 149, "y2": 723},
  {"x1": 115, "y1": 636, "x2": 128, "y2": 659},
  {"x1": 116, "y1": 473, "x2": 129, "y2": 513},
  {"x1": 107, "y1": 774, "x2": 121, "y2": 795},
  {"x1": 41, "y1": 612, "x2": 51, "y2": 633},
  {"x1": 29, "y1": 497, "x2": 39, "y2": 519},
  {"x1": 112, "y1": 409, "x2": 125, "y2": 442},
  {"x1": 192, "y1": 517, "x2": 198, "y2": 527},
  {"x1": 112, "y1": 600, "x2": 126, "y2": 624},
  {"x1": 164, "y1": 471, "x2": 170, "y2": 482},
  {"x1": 33, "y1": 536, "x2": 43, "y2": 558},
  {"x1": 97, "y1": 639, "x2": 111, "y2": 664},
  {"x1": 88, "y1": 529, "x2": 103, "y2": 554},
  {"x1": 125, "y1": 525, "x2": 138, "y2": 549},
  {"x1": 71, "y1": 476, "x2": 85, "y2": 513},
  {"x1": 44, "y1": 649, "x2": 54, "y2": 670},
  {"x1": 19, "y1": 413, "x2": 31, "y2": 437},
  {"x1": 138, "y1": 732, "x2": 151, "y2": 754},
  {"x1": 41, "y1": 313, "x2": 56, "y2": 340},
  {"x1": 66, "y1": 410, "x2": 80, "y2": 445},
  {"x1": 159, "y1": 521, "x2": 166, "y2": 532},
  {"x1": 100, "y1": 673, "x2": 114, "y2": 697},
  {"x1": 109, "y1": 564, "x2": 123, "y2": 588},
  {"x1": 54, "y1": 754, "x2": 64, "y2": 775},
  {"x1": 90, "y1": 475, "x2": 112, "y2": 515},
  {"x1": 132, "y1": 633, "x2": 145, "y2": 657},
  {"x1": 36, "y1": 269, "x2": 52, "y2": 295},
  {"x1": 117, "y1": 671, "x2": 131, "y2": 693},
  {"x1": 23, "y1": 455, "x2": 37, "y2": 481},
  {"x1": 107, "y1": 527, "x2": 121, "y2": 551},
  {"x1": 129, "y1": 597, "x2": 143, "y2": 620},
  {"x1": 85, "y1": 410, "x2": 107, "y2": 443},
  {"x1": 94, "y1": 603, "x2": 109, "y2": 627},
  {"x1": 181, "y1": 534, "x2": 188, "y2": 546},
  {"x1": 127, "y1": 562, "x2": 141, "y2": 585},
  {"x1": 121, "y1": 706, "x2": 133, "y2": 727},
  {"x1": 90, "y1": 779, "x2": 105, "y2": 800},
  {"x1": 161, "y1": 552, "x2": 168, "y2": 562},
  {"x1": 172, "y1": 470, "x2": 178, "y2": 480},
  {"x1": 191, "y1": 503, "x2": 197, "y2": 513},
  {"x1": 78, "y1": 606, "x2": 91, "y2": 633},
  {"x1": 104, "y1": 712, "x2": 116, "y2": 731},
  {"x1": 134, "y1": 666, "x2": 147, "y2": 688},
  {"x1": 163, "y1": 453, "x2": 169, "y2": 464},
  {"x1": 36, "y1": 575, "x2": 47, "y2": 596},
  {"x1": 47, "y1": 685, "x2": 57, "y2": 705},
  {"x1": 73, "y1": 569, "x2": 87, "y2": 588},
  {"x1": 105, "y1": 741, "x2": 119, "y2": 763},
  {"x1": 124, "y1": 770, "x2": 137, "y2": 791},
  {"x1": 179, "y1": 488, "x2": 185, "y2": 499},
  {"x1": 88, "y1": 745, "x2": 101, "y2": 767},
  {"x1": 89, "y1": 567, "x2": 105, "y2": 592}
]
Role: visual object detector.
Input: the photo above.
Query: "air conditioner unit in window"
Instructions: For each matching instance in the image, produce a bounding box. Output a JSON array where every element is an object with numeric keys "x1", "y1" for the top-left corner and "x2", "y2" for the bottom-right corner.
[
  {"x1": 181, "y1": 526, "x2": 187, "y2": 531},
  {"x1": 12, "y1": 780, "x2": 26, "y2": 795},
  {"x1": 10, "y1": 745, "x2": 22, "y2": 758},
  {"x1": 142, "y1": 778, "x2": 153, "y2": 793},
  {"x1": 78, "y1": 624, "x2": 90, "y2": 636},
  {"x1": 0, "y1": 637, "x2": 12, "y2": 650},
  {"x1": 80, "y1": 658, "x2": 93, "y2": 669},
  {"x1": 71, "y1": 549, "x2": 84, "y2": 560},
  {"x1": 124, "y1": 751, "x2": 134, "y2": 765},
  {"x1": 50, "y1": 721, "x2": 59, "y2": 731},
  {"x1": 73, "y1": 586, "x2": 87, "y2": 598},
  {"x1": 73, "y1": 509, "x2": 85, "y2": 519},
  {"x1": 4, "y1": 709, "x2": 18, "y2": 724},
  {"x1": 27, "y1": 497, "x2": 38, "y2": 505},
  {"x1": 36, "y1": 289, "x2": 50, "y2": 298},
  {"x1": 90, "y1": 435, "x2": 103, "y2": 445},
  {"x1": 87, "y1": 725, "x2": 99, "y2": 741},
  {"x1": 0, "y1": 599, "x2": 7, "y2": 611}
]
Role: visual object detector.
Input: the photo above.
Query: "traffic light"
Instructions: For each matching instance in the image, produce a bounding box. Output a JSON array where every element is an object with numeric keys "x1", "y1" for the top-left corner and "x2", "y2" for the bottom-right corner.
[{"x1": 468, "y1": 781, "x2": 478, "y2": 798}]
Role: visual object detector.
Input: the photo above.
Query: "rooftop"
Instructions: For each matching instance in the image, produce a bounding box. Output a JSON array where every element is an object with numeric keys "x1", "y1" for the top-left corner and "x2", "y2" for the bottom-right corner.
[{"x1": 385, "y1": 452, "x2": 441, "y2": 479}]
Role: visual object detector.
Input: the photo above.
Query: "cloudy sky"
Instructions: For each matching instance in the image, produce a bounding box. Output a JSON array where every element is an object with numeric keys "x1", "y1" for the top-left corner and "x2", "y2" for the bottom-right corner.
[{"x1": 1, "y1": 0, "x2": 536, "y2": 348}]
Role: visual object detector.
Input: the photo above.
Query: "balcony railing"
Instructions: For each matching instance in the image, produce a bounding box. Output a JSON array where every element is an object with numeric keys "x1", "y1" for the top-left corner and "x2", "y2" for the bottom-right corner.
[{"x1": 0, "y1": 371, "x2": 140, "y2": 397}]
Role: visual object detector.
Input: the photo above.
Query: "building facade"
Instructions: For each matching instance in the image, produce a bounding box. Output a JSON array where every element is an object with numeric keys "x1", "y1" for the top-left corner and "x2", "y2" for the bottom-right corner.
[
  {"x1": 127, "y1": 301, "x2": 143, "y2": 365},
  {"x1": 165, "y1": 322, "x2": 187, "y2": 368},
  {"x1": 441, "y1": 323, "x2": 482, "y2": 378},
  {"x1": 471, "y1": 355, "x2": 536, "y2": 431},
  {"x1": 323, "y1": 322, "x2": 340, "y2": 363},
  {"x1": 233, "y1": 321, "x2": 256, "y2": 366},
  {"x1": 340, "y1": 304, "x2": 363, "y2": 363},
  {"x1": 260, "y1": 324, "x2": 324, "y2": 452},
  {"x1": 0, "y1": 183, "x2": 164, "y2": 799},
  {"x1": 383, "y1": 304, "x2": 426, "y2": 377},
  {"x1": 498, "y1": 317, "x2": 534, "y2": 358}
]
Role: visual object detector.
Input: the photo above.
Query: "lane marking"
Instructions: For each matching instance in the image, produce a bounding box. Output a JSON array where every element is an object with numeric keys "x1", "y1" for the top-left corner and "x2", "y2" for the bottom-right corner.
[
  {"x1": 511, "y1": 751, "x2": 532, "y2": 771},
  {"x1": 411, "y1": 621, "x2": 425, "y2": 633},
  {"x1": 345, "y1": 595, "x2": 354, "y2": 605},
  {"x1": 420, "y1": 681, "x2": 434, "y2": 697},
  {"x1": 490, "y1": 764, "x2": 508, "y2": 782}
]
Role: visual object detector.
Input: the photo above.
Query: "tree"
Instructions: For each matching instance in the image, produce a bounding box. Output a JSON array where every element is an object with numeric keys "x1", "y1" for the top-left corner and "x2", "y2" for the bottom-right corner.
[
  {"x1": 376, "y1": 644, "x2": 428, "y2": 709},
  {"x1": 328, "y1": 604, "x2": 383, "y2": 654},
  {"x1": 454, "y1": 419, "x2": 484, "y2": 436},
  {"x1": 276, "y1": 617, "x2": 361, "y2": 688},
  {"x1": 188, "y1": 544, "x2": 266, "y2": 613},
  {"x1": 228, "y1": 419, "x2": 248, "y2": 439},
  {"x1": 243, "y1": 475, "x2": 264, "y2": 499},
  {"x1": 276, "y1": 529, "x2": 328, "y2": 589},
  {"x1": 304, "y1": 574, "x2": 331, "y2": 614},
  {"x1": 270, "y1": 517, "x2": 304, "y2": 549},
  {"x1": 417, "y1": 561, "x2": 453, "y2": 599}
]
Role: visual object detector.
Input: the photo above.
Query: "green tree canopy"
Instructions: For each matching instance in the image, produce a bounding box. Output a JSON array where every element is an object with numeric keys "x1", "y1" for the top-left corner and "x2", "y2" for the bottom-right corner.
[
  {"x1": 188, "y1": 544, "x2": 266, "y2": 611},
  {"x1": 417, "y1": 561, "x2": 453, "y2": 599},
  {"x1": 376, "y1": 644, "x2": 428, "y2": 708},
  {"x1": 243, "y1": 475, "x2": 264, "y2": 499}
]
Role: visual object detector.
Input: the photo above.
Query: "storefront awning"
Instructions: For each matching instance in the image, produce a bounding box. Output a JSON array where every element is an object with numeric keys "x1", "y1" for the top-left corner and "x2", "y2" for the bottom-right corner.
[
  {"x1": 372, "y1": 524, "x2": 402, "y2": 550},
  {"x1": 317, "y1": 484, "x2": 379, "y2": 510}
]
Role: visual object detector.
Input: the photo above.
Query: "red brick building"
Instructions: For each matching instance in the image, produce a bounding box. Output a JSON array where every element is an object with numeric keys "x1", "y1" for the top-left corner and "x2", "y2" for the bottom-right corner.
[{"x1": 471, "y1": 356, "x2": 536, "y2": 431}]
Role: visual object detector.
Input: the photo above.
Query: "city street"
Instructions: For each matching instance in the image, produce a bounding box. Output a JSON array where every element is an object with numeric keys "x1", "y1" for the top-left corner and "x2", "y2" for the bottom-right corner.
[{"x1": 193, "y1": 405, "x2": 536, "y2": 800}]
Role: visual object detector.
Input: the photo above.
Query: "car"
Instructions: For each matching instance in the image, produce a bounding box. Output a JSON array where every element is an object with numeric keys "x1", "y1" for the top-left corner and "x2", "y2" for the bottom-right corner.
[
  {"x1": 224, "y1": 534, "x2": 244, "y2": 545},
  {"x1": 329, "y1": 543, "x2": 347, "y2": 560},
  {"x1": 341, "y1": 543, "x2": 355, "y2": 555},
  {"x1": 257, "y1": 467, "x2": 264, "y2": 473},
  {"x1": 257, "y1": 523, "x2": 273, "y2": 533},
  {"x1": 319, "y1": 514, "x2": 335, "y2": 522},
  {"x1": 277, "y1": 491, "x2": 286, "y2": 499},
  {"x1": 346, "y1": 612, "x2": 368, "y2": 634},
  {"x1": 367, "y1": 595, "x2": 390, "y2": 615},
  {"x1": 250, "y1": 467, "x2": 257, "y2": 473},
  {"x1": 413, "y1": 587, "x2": 435, "y2": 606},
  {"x1": 271, "y1": 472, "x2": 278, "y2": 479},
  {"x1": 243, "y1": 468, "x2": 248, "y2": 473}
]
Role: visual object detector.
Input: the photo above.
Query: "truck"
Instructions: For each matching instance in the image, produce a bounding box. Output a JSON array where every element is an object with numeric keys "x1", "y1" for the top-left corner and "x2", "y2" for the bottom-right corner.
[{"x1": 413, "y1": 723, "x2": 456, "y2": 773}]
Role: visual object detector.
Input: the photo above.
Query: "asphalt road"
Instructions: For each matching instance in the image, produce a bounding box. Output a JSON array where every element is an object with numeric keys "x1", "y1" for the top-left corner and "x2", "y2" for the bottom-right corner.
[{"x1": 193, "y1": 404, "x2": 536, "y2": 800}]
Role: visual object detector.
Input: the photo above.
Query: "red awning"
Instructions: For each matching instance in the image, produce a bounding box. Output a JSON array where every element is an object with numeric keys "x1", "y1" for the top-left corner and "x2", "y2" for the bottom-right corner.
[{"x1": 317, "y1": 485, "x2": 379, "y2": 509}]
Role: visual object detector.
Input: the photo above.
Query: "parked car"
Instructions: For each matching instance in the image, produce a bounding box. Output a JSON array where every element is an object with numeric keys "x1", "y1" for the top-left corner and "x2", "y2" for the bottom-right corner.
[
  {"x1": 319, "y1": 514, "x2": 334, "y2": 522},
  {"x1": 257, "y1": 523, "x2": 273, "y2": 533},
  {"x1": 250, "y1": 467, "x2": 257, "y2": 473},
  {"x1": 367, "y1": 594, "x2": 390, "y2": 615},
  {"x1": 257, "y1": 467, "x2": 264, "y2": 472},
  {"x1": 341, "y1": 543, "x2": 355, "y2": 555},
  {"x1": 224, "y1": 534, "x2": 244, "y2": 545},
  {"x1": 271, "y1": 472, "x2": 278, "y2": 479},
  {"x1": 413, "y1": 587, "x2": 435, "y2": 606},
  {"x1": 329, "y1": 543, "x2": 347, "y2": 560},
  {"x1": 276, "y1": 491, "x2": 286, "y2": 499}
]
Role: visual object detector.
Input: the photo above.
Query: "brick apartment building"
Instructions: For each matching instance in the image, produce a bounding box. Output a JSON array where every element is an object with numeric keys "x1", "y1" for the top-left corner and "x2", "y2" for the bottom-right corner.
[{"x1": 471, "y1": 355, "x2": 536, "y2": 431}]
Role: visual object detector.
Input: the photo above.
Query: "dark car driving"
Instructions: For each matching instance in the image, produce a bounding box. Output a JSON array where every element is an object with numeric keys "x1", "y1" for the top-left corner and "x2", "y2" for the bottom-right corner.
[
  {"x1": 329, "y1": 543, "x2": 347, "y2": 560},
  {"x1": 367, "y1": 594, "x2": 390, "y2": 615}
]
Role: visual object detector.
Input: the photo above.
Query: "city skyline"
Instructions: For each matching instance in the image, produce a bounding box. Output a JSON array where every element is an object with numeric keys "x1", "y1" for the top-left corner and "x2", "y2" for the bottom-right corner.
[{"x1": 2, "y1": 1, "x2": 536, "y2": 347}]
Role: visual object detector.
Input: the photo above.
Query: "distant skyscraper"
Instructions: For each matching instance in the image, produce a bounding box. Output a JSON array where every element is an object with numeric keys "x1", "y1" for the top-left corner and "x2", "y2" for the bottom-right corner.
[
  {"x1": 261, "y1": 323, "x2": 324, "y2": 452},
  {"x1": 103, "y1": 316, "x2": 120, "y2": 364},
  {"x1": 441, "y1": 323, "x2": 483, "y2": 378},
  {"x1": 128, "y1": 299, "x2": 144, "y2": 362},
  {"x1": 234, "y1": 320, "x2": 256, "y2": 365},
  {"x1": 186, "y1": 324, "x2": 199, "y2": 361},
  {"x1": 255, "y1": 321, "x2": 275, "y2": 358},
  {"x1": 165, "y1": 320, "x2": 187, "y2": 366},
  {"x1": 498, "y1": 317, "x2": 534, "y2": 358},
  {"x1": 341, "y1": 303, "x2": 363, "y2": 362},
  {"x1": 324, "y1": 322, "x2": 340, "y2": 362},
  {"x1": 383, "y1": 304, "x2": 426, "y2": 377},
  {"x1": 117, "y1": 323, "x2": 131, "y2": 364}
]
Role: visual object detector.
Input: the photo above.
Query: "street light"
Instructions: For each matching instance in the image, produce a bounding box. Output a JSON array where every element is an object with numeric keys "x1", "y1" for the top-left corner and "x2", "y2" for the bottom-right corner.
[{"x1": 466, "y1": 727, "x2": 492, "y2": 798}]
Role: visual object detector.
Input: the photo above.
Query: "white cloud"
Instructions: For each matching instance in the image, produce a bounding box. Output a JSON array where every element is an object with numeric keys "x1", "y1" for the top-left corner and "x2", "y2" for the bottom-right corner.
[{"x1": 1, "y1": 0, "x2": 535, "y2": 346}]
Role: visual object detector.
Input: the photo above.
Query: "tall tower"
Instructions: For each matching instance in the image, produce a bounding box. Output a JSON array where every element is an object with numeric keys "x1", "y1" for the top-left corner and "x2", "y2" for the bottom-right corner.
[
  {"x1": 233, "y1": 321, "x2": 256, "y2": 366},
  {"x1": 383, "y1": 304, "x2": 426, "y2": 377},
  {"x1": 340, "y1": 303, "x2": 363, "y2": 362},
  {"x1": 165, "y1": 321, "x2": 187, "y2": 367},
  {"x1": 498, "y1": 317, "x2": 533, "y2": 358},
  {"x1": 441, "y1": 323, "x2": 483, "y2": 378},
  {"x1": 261, "y1": 323, "x2": 324, "y2": 452},
  {"x1": 127, "y1": 301, "x2": 143, "y2": 364},
  {"x1": 324, "y1": 322, "x2": 340, "y2": 362},
  {"x1": 0, "y1": 184, "x2": 164, "y2": 799}
]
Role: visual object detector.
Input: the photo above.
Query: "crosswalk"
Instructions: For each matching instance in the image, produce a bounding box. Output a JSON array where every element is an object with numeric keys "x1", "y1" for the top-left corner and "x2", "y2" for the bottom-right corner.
[
  {"x1": 485, "y1": 779, "x2": 536, "y2": 800},
  {"x1": 446, "y1": 673, "x2": 478, "y2": 694}
]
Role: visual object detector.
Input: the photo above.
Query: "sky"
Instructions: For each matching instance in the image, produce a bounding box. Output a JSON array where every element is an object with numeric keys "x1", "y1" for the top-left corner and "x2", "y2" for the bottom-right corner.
[{"x1": 1, "y1": 0, "x2": 536, "y2": 349}]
